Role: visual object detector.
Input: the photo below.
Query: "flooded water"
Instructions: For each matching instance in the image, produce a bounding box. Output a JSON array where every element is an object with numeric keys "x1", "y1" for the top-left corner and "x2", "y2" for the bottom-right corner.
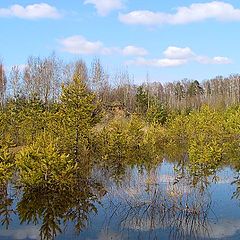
[{"x1": 0, "y1": 161, "x2": 240, "y2": 240}]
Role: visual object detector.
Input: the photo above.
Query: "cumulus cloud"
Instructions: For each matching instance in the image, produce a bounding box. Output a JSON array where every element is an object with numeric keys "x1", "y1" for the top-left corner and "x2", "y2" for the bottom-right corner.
[
  {"x1": 119, "y1": 1, "x2": 240, "y2": 26},
  {"x1": 163, "y1": 46, "x2": 195, "y2": 59},
  {"x1": 196, "y1": 56, "x2": 232, "y2": 64},
  {"x1": 126, "y1": 46, "x2": 231, "y2": 68},
  {"x1": 59, "y1": 37, "x2": 231, "y2": 67},
  {"x1": 59, "y1": 35, "x2": 114, "y2": 55},
  {"x1": 59, "y1": 35, "x2": 148, "y2": 57},
  {"x1": 122, "y1": 46, "x2": 148, "y2": 56},
  {"x1": 126, "y1": 57, "x2": 187, "y2": 67},
  {"x1": 84, "y1": 0, "x2": 123, "y2": 16},
  {"x1": 0, "y1": 3, "x2": 61, "y2": 19}
]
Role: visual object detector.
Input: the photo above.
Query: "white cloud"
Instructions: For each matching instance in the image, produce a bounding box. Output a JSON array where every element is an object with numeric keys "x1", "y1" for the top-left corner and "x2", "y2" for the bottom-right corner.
[
  {"x1": 126, "y1": 46, "x2": 231, "y2": 68},
  {"x1": 0, "y1": 3, "x2": 61, "y2": 19},
  {"x1": 196, "y1": 56, "x2": 232, "y2": 64},
  {"x1": 59, "y1": 35, "x2": 113, "y2": 55},
  {"x1": 126, "y1": 57, "x2": 187, "y2": 68},
  {"x1": 122, "y1": 46, "x2": 148, "y2": 56},
  {"x1": 59, "y1": 37, "x2": 231, "y2": 67},
  {"x1": 84, "y1": 0, "x2": 123, "y2": 16},
  {"x1": 163, "y1": 46, "x2": 195, "y2": 59},
  {"x1": 59, "y1": 35, "x2": 148, "y2": 57},
  {"x1": 119, "y1": 10, "x2": 167, "y2": 26},
  {"x1": 119, "y1": 1, "x2": 240, "y2": 26}
]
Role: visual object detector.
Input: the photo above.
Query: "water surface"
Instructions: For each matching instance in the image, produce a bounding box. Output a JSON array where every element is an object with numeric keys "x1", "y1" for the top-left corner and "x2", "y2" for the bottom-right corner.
[{"x1": 0, "y1": 161, "x2": 240, "y2": 240}]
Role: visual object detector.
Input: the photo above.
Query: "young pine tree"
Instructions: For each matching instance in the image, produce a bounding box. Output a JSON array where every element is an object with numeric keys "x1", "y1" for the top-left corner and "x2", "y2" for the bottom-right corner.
[{"x1": 59, "y1": 74, "x2": 99, "y2": 161}]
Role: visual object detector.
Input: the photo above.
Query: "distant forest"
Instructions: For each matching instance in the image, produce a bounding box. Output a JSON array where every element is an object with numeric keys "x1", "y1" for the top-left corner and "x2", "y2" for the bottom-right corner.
[{"x1": 1, "y1": 54, "x2": 240, "y2": 113}]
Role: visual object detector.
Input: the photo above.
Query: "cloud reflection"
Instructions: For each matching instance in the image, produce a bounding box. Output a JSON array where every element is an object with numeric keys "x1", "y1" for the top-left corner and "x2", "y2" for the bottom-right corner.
[{"x1": 0, "y1": 225, "x2": 40, "y2": 240}]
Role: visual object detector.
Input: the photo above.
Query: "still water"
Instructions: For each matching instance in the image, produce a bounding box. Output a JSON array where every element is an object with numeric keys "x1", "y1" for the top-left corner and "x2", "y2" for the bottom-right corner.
[{"x1": 0, "y1": 161, "x2": 240, "y2": 240}]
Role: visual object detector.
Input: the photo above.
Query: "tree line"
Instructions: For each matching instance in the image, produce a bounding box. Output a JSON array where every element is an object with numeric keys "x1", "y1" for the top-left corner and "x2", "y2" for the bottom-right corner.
[{"x1": 1, "y1": 54, "x2": 240, "y2": 114}]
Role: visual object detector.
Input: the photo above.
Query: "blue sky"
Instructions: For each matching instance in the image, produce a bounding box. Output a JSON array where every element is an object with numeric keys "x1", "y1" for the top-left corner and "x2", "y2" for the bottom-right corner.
[{"x1": 0, "y1": 0, "x2": 240, "y2": 83}]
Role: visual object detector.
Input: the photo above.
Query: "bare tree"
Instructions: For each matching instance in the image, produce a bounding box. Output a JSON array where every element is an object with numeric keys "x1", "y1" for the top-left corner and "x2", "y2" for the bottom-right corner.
[
  {"x1": 90, "y1": 58, "x2": 109, "y2": 104},
  {"x1": 0, "y1": 61, "x2": 7, "y2": 107},
  {"x1": 9, "y1": 65, "x2": 23, "y2": 100}
]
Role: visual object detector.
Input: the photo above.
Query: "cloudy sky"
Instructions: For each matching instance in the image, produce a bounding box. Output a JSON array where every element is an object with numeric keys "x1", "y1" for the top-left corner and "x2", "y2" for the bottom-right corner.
[{"x1": 1, "y1": 0, "x2": 240, "y2": 83}]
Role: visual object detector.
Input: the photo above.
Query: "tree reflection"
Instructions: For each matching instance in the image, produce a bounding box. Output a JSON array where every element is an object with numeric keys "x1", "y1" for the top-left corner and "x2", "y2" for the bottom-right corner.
[
  {"x1": 16, "y1": 178, "x2": 106, "y2": 240},
  {"x1": 1, "y1": 143, "x2": 240, "y2": 240},
  {"x1": 0, "y1": 184, "x2": 14, "y2": 229},
  {"x1": 232, "y1": 172, "x2": 240, "y2": 201},
  {"x1": 106, "y1": 167, "x2": 212, "y2": 240}
]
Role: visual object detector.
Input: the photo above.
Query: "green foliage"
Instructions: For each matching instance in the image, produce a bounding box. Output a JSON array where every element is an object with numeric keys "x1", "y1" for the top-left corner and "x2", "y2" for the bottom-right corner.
[
  {"x1": 146, "y1": 102, "x2": 168, "y2": 124},
  {"x1": 224, "y1": 106, "x2": 240, "y2": 169},
  {"x1": 136, "y1": 85, "x2": 168, "y2": 125},
  {"x1": 165, "y1": 113, "x2": 189, "y2": 149},
  {"x1": 0, "y1": 145, "x2": 14, "y2": 184},
  {"x1": 94, "y1": 115, "x2": 144, "y2": 162},
  {"x1": 60, "y1": 77, "x2": 97, "y2": 131},
  {"x1": 166, "y1": 106, "x2": 231, "y2": 176},
  {"x1": 187, "y1": 80, "x2": 203, "y2": 97},
  {"x1": 58, "y1": 75, "x2": 99, "y2": 161},
  {"x1": 188, "y1": 139, "x2": 223, "y2": 176},
  {"x1": 1, "y1": 96, "x2": 46, "y2": 146},
  {"x1": 16, "y1": 135, "x2": 77, "y2": 189},
  {"x1": 188, "y1": 107, "x2": 228, "y2": 177},
  {"x1": 136, "y1": 85, "x2": 149, "y2": 115},
  {"x1": 93, "y1": 115, "x2": 166, "y2": 170},
  {"x1": 142, "y1": 123, "x2": 165, "y2": 165}
]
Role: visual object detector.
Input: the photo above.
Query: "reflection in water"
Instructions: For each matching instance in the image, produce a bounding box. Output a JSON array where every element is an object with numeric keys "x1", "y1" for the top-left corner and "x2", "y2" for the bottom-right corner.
[
  {"x1": 0, "y1": 184, "x2": 14, "y2": 229},
  {"x1": 200, "y1": 219, "x2": 240, "y2": 239},
  {"x1": 0, "y1": 178, "x2": 106, "y2": 240},
  {"x1": 18, "y1": 180, "x2": 106, "y2": 240},
  {"x1": 0, "y1": 162, "x2": 240, "y2": 239},
  {"x1": 105, "y1": 166, "x2": 212, "y2": 240},
  {"x1": 232, "y1": 172, "x2": 240, "y2": 202},
  {"x1": 0, "y1": 225, "x2": 40, "y2": 240},
  {"x1": 88, "y1": 230, "x2": 123, "y2": 240}
]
